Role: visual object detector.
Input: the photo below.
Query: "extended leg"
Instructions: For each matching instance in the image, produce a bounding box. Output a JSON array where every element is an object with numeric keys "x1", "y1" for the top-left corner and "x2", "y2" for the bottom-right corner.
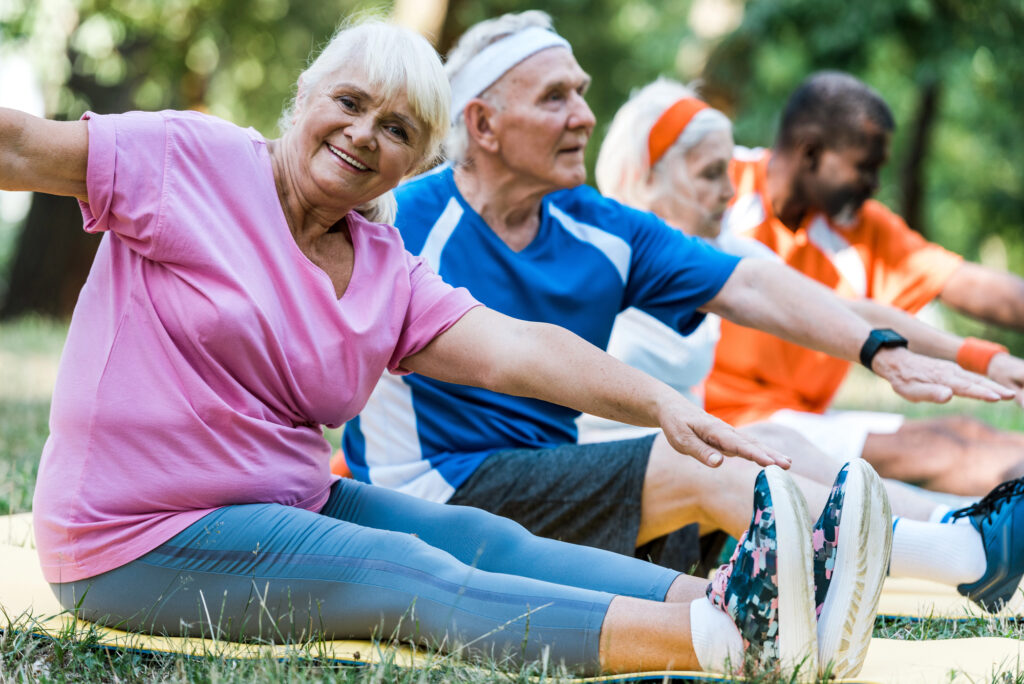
[
  {"x1": 52, "y1": 503, "x2": 619, "y2": 672},
  {"x1": 743, "y1": 422, "x2": 938, "y2": 520},
  {"x1": 863, "y1": 416, "x2": 1024, "y2": 495},
  {"x1": 322, "y1": 478, "x2": 707, "y2": 602},
  {"x1": 639, "y1": 427, "x2": 937, "y2": 543}
]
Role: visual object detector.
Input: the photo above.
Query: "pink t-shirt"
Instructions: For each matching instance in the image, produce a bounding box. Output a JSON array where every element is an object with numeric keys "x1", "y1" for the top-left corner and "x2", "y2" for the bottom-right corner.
[{"x1": 32, "y1": 110, "x2": 479, "y2": 583}]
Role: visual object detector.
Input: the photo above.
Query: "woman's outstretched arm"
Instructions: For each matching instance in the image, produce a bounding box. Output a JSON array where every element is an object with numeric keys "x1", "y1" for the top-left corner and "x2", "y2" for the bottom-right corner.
[
  {"x1": 0, "y1": 107, "x2": 88, "y2": 200},
  {"x1": 402, "y1": 306, "x2": 790, "y2": 470}
]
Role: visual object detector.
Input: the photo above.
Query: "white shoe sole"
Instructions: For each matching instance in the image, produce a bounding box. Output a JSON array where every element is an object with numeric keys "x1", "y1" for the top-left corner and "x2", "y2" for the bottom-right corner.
[
  {"x1": 764, "y1": 465, "x2": 819, "y2": 681},
  {"x1": 817, "y1": 459, "x2": 893, "y2": 678}
]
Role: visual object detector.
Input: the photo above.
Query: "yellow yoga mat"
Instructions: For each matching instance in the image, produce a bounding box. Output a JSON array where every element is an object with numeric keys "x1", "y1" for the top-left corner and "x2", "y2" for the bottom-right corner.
[
  {"x1": 2, "y1": 514, "x2": 1021, "y2": 683},
  {"x1": 877, "y1": 577, "x2": 1014, "y2": 621}
]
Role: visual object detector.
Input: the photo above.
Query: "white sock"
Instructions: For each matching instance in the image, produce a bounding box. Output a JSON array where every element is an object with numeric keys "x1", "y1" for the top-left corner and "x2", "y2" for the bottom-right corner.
[
  {"x1": 690, "y1": 597, "x2": 743, "y2": 672},
  {"x1": 933, "y1": 506, "x2": 975, "y2": 526},
  {"x1": 889, "y1": 517, "x2": 986, "y2": 585}
]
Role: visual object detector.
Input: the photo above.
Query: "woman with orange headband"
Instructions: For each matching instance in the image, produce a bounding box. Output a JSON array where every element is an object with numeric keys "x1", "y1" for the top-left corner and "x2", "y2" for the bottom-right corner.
[{"x1": 589, "y1": 79, "x2": 780, "y2": 435}]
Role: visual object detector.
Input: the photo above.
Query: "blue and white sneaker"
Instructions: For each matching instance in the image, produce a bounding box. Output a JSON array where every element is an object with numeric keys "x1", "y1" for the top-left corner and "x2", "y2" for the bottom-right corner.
[
  {"x1": 952, "y1": 476, "x2": 1024, "y2": 613},
  {"x1": 707, "y1": 465, "x2": 817, "y2": 677},
  {"x1": 811, "y1": 460, "x2": 892, "y2": 679}
]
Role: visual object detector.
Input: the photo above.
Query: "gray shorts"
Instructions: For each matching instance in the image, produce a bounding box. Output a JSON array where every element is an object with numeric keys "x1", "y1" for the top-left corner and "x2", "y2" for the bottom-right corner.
[{"x1": 449, "y1": 436, "x2": 709, "y2": 574}]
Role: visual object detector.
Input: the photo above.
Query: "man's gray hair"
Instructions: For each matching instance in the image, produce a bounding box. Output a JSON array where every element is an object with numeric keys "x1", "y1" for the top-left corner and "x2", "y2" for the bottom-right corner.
[{"x1": 443, "y1": 10, "x2": 555, "y2": 164}]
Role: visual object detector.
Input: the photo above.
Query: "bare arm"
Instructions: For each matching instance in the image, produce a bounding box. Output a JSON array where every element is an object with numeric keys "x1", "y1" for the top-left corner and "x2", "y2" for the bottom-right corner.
[
  {"x1": 939, "y1": 262, "x2": 1024, "y2": 332},
  {"x1": 0, "y1": 107, "x2": 88, "y2": 200},
  {"x1": 402, "y1": 307, "x2": 791, "y2": 469},
  {"x1": 702, "y1": 258, "x2": 1012, "y2": 403},
  {"x1": 849, "y1": 296, "x2": 1024, "y2": 405},
  {"x1": 846, "y1": 298, "x2": 961, "y2": 359}
]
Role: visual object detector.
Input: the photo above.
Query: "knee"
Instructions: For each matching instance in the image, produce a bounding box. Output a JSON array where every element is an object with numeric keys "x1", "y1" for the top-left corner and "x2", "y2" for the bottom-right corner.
[
  {"x1": 647, "y1": 433, "x2": 712, "y2": 479},
  {"x1": 445, "y1": 504, "x2": 535, "y2": 561}
]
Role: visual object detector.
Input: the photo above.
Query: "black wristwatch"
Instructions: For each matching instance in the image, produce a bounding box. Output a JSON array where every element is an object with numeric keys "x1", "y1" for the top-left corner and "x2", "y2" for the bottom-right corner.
[{"x1": 859, "y1": 328, "x2": 909, "y2": 370}]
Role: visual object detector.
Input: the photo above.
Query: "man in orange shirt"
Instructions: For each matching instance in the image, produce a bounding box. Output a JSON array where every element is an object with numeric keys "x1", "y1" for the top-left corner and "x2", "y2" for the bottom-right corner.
[{"x1": 706, "y1": 71, "x2": 1024, "y2": 495}]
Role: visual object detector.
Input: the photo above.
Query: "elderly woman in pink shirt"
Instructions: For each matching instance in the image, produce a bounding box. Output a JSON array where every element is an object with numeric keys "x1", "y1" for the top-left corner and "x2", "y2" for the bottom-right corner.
[{"x1": 2, "y1": 17, "x2": 855, "y2": 677}]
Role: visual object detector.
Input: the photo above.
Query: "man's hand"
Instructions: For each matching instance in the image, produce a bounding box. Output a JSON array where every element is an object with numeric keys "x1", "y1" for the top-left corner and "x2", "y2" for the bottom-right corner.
[
  {"x1": 987, "y1": 353, "x2": 1024, "y2": 407},
  {"x1": 872, "y1": 346, "x2": 1015, "y2": 403},
  {"x1": 658, "y1": 400, "x2": 792, "y2": 469}
]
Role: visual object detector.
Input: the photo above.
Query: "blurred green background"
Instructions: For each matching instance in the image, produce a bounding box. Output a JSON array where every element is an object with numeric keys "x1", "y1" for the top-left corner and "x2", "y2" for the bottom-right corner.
[{"x1": 1, "y1": 0, "x2": 1022, "y2": 348}]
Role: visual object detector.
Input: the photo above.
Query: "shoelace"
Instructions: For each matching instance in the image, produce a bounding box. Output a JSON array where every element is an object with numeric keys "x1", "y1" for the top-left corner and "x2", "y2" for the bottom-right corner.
[{"x1": 951, "y1": 477, "x2": 1024, "y2": 525}]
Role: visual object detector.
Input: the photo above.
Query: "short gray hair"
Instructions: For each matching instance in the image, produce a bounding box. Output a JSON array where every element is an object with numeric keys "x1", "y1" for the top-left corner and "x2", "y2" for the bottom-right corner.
[
  {"x1": 595, "y1": 78, "x2": 732, "y2": 209},
  {"x1": 443, "y1": 10, "x2": 554, "y2": 164},
  {"x1": 280, "y1": 17, "x2": 450, "y2": 224}
]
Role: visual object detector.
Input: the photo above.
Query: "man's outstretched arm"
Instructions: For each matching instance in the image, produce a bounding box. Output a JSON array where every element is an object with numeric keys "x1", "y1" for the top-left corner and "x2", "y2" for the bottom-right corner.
[
  {"x1": 702, "y1": 258, "x2": 1014, "y2": 404},
  {"x1": 848, "y1": 296, "x2": 1024, "y2": 406},
  {"x1": 939, "y1": 262, "x2": 1024, "y2": 332}
]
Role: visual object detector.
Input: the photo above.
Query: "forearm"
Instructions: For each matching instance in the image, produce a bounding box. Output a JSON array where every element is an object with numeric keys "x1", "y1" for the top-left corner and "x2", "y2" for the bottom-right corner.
[
  {"x1": 846, "y1": 299, "x2": 962, "y2": 360},
  {"x1": 704, "y1": 259, "x2": 871, "y2": 363},
  {"x1": 484, "y1": 321, "x2": 686, "y2": 427},
  {"x1": 940, "y1": 262, "x2": 1024, "y2": 331},
  {"x1": 0, "y1": 107, "x2": 28, "y2": 190},
  {"x1": 405, "y1": 307, "x2": 789, "y2": 468},
  {"x1": 407, "y1": 309, "x2": 683, "y2": 427}
]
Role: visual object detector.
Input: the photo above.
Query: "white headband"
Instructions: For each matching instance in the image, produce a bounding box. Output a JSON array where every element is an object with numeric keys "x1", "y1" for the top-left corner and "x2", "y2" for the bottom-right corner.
[{"x1": 449, "y1": 26, "x2": 572, "y2": 124}]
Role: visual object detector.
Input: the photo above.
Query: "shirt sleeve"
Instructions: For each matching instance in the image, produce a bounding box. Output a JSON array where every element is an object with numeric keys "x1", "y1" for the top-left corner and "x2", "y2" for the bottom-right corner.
[
  {"x1": 77, "y1": 111, "x2": 168, "y2": 258},
  {"x1": 861, "y1": 202, "x2": 964, "y2": 313},
  {"x1": 625, "y1": 209, "x2": 742, "y2": 335},
  {"x1": 388, "y1": 252, "x2": 481, "y2": 373}
]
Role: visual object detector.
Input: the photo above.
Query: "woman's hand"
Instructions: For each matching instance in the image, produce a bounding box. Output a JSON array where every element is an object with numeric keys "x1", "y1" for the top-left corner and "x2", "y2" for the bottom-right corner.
[{"x1": 656, "y1": 396, "x2": 791, "y2": 468}]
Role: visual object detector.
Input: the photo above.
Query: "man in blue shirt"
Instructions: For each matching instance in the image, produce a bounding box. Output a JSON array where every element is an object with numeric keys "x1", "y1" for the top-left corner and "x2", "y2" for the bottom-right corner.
[
  {"x1": 343, "y1": 13, "x2": 1019, "y2": 654},
  {"x1": 345, "y1": 8, "x2": 999, "y2": 550}
]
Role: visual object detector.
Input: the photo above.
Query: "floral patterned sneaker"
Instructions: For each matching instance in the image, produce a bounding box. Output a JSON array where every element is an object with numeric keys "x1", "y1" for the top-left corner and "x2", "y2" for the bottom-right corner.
[
  {"x1": 811, "y1": 459, "x2": 892, "y2": 679},
  {"x1": 707, "y1": 465, "x2": 817, "y2": 678},
  {"x1": 952, "y1": 476, "x2": 1024, "y2": 613}
]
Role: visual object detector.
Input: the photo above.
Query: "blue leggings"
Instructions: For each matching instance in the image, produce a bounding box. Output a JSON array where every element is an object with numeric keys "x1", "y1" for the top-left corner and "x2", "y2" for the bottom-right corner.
[{"x1": 52, "y1": 479, "x2": 678, "y2": 673}]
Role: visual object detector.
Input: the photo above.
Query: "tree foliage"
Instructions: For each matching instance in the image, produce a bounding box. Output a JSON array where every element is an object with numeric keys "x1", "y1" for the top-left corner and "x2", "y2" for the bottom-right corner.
[
  {"x1": 704, "y1": 0, "x2": 1024, "y2": 254},
  {"x1": 2, "y1": 0, "x2": 1022, "y2": 328},
  {"x1": 1, "y1": 0, "x2": 389, "y2": 132}
]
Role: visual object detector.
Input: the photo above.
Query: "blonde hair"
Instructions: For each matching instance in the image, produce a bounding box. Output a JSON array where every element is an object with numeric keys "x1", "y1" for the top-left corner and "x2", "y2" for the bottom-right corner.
[
  {"x1": 280, "y1": 17, "x2": 450, "y2": 224},
  {"x1": 443, "y1": 10, "x2": 555, "y2": 164},
  {"x1": 596, "y1": 78, "x2": 731, "y2": 209}
]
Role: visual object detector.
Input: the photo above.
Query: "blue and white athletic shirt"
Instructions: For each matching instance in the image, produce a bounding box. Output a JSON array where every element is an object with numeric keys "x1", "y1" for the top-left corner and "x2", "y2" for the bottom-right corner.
[{"x1": 344, "y1": 166, "x2": 741, "y2": 502}]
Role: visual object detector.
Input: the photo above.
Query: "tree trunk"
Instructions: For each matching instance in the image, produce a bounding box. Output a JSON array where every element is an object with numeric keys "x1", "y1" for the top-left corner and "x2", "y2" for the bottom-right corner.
[
  {"x1": 899, "y1": 79, "x2": 940, "y2": 238},
  {"x1": 0, "y1": 193, "x2": 99, "y2": 319},
  {"x1": 0, "y1": 40, "x2": 152, "y2": 320}
]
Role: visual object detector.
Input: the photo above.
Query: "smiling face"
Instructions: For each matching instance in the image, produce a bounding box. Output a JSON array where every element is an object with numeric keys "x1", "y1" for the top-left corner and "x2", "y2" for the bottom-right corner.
[
  {"x1": 484, "y1": 47, "x2": 596, "y2": 193},
  {"x1": 802, "y1": 120, "x2": 890, "y2": 225},
  {"x1": 287, "y1": 66, "x2": 427, "y2": 213},
  {"x1": 648, "y1": 128, "x2": 735, "y2": 239}
]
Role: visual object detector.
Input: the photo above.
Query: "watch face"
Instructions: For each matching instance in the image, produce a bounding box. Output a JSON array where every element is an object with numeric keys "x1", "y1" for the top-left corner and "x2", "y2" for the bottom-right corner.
[{"x1": 874, "y1": 329, "x2": 906, "y2": 344}]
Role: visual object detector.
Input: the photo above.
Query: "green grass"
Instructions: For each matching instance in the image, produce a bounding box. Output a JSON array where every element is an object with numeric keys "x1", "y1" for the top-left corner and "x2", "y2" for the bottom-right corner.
[
  {"x1": 2, "y1": 315, "x2": 1024, "y2": 682},
  {"x1": 0, "y1": 610, "x2": 586, "y2": 683}
]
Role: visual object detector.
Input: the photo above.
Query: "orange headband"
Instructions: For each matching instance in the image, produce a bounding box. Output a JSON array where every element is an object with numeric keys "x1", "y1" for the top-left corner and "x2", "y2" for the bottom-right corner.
[{"x1": 647, "y1": 98, "x2": 710, "y2": 166}]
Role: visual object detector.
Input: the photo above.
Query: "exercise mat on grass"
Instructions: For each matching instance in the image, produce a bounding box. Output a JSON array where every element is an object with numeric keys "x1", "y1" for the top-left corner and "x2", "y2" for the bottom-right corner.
[{"x1": 4, "y1": 515, "x2": 1021, "y2": 682}]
